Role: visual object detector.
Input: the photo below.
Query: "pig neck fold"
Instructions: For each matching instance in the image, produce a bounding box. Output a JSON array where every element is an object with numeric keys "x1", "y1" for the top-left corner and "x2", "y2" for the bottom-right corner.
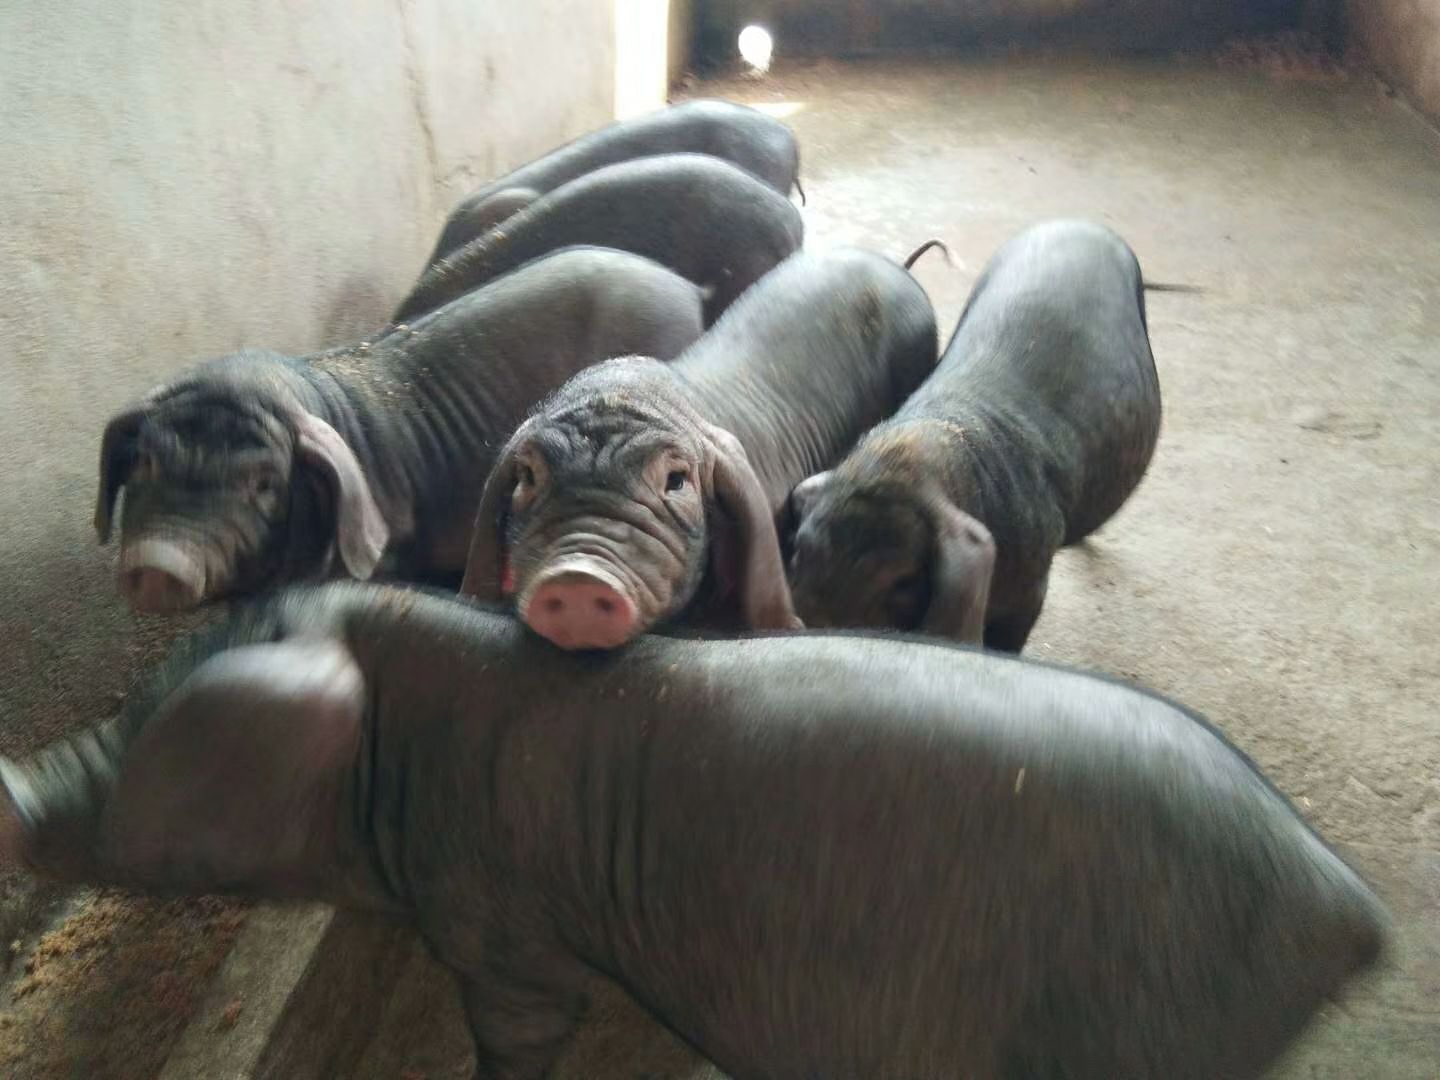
[{"x1": 299, "y1": 354, "x2": 430, "y2": 542}]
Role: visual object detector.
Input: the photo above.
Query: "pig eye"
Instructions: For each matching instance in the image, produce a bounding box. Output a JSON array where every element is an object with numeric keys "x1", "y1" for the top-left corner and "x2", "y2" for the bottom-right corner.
[{"x1": 665, "y1": 469, "x2": 689, "y2": 493}]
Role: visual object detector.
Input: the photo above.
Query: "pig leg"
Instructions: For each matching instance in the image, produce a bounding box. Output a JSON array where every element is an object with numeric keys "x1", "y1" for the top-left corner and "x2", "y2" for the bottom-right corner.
[
  {"x1": 983, "y1": 575, "x2": 1048, "y2": 653},
  {"x1": 458, "y1": 961, "x2": 588, "y2": 1080}
]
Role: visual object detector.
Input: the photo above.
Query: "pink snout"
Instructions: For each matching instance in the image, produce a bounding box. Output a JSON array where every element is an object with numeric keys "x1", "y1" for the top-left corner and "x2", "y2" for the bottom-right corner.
[
  {"x1": 118, "y1": 540, "x2": 206, "y2": 614},
  {"x1": 521, "y1": 565, "x2": 639, "y2": 650}
]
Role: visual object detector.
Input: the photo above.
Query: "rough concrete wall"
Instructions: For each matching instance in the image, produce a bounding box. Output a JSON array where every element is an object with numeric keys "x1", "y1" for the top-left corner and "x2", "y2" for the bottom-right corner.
[
  {"x1": 1347, "y1": 0, "x2": 1440, "y2": 117},
  {"x1": 616, "y1": 1, "x2": 694, "y2": 115},
  {"x1": 669, "y1": 0, "x2": 697, "y2": 86},
  {"x1": 0, "y1": 0, "x2": 630, "y2": 945},
  {"x1": 617, "y1": 0, "x2": 674, "y2": 117},
  {"x1": 695, "y1": 0, "x2": 1306, "y2": 63}
]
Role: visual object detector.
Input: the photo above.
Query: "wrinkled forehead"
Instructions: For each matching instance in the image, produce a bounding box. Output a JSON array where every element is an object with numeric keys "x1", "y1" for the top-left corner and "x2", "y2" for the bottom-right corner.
[
  {"x1": 801, "y1": 486, "x2": 929, "y2": 556},
  {"x1": 523, "y1": 394, "x2": 699, "y2": 470},
  {"x1": 136, "y1": 390, "x2": 290, "y2": 472}
]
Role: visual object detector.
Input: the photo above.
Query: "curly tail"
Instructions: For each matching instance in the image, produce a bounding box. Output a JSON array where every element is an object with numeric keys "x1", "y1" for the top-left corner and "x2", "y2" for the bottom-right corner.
[
  {"x1": 903, "y1": 239, "x2": 954, "y2": 271},
  {"x1": 1143, "y1": 281, "x2": 1205, "y2": 294}
]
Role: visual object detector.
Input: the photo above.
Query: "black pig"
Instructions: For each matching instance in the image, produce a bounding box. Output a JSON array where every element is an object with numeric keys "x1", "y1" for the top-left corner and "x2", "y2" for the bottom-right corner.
[
  {"x1": 0, "y1": 582, "x2": 1388, "y2": 1080},
  {"x1": 96, "y1": 248, "x2": 705, "y2": 612},
  {"x1": 789, "y1": 219, "x2": 1163, "y2": 651}
]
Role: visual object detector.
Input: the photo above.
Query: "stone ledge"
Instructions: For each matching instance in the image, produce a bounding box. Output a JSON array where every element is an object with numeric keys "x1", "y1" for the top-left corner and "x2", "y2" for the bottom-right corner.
[{"x1": 159, "y1": 904, "x2": 415, "y2": 1080}]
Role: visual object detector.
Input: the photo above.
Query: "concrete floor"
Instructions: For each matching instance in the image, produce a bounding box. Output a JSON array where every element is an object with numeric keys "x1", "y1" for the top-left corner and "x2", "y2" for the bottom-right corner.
[{"x1": 8, "y1": 53, "x2": 1440, "y2": 1078}]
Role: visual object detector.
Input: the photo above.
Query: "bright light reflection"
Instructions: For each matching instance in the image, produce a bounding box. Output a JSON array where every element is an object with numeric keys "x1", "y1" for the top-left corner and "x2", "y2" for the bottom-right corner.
[{"x1": 738, "y1": 25, "x2": 773, "y2": 72}]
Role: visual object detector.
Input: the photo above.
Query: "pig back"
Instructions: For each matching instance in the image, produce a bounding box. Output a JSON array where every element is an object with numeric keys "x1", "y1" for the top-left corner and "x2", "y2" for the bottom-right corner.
[
  {"x1": 916, "y1": 220, "x2": 1161, "y2": 540},
  {"x1": 536, "y1": 631, "x2": 1387, "y2": 1079},
  {"x1": 397, "y1": 155, "x2": 804, "y2": 325},
  {"x1": 676, "y1": 248, "x2": 939, "y2": 506}
]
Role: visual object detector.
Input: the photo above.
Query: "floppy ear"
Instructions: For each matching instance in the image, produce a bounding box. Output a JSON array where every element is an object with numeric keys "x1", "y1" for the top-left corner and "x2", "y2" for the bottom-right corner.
[
  {"x1": 460, "y1": 447, "x2": 519, "y2": 602},
  {"x1": 789, "y1": 470, "x2": 834, "y2": 517},
  {"x1": 780, "y1": 469, "x2": 834, "y2": 547},
  {"x1": 702, "y1": 423, "x2": 803, "y2": 631},
  {"x1": 293, "y1": 412, "x2": 388, "y2": 580},
  {"x1": 94, "y1": 407, "x2": 147, "y2": 543},
  {"x1": 921, "y1": 499, "x2": 995, "y2": 645},
  {"x1": 99, "y1": 639, "x2": 364, "y2": 893}
]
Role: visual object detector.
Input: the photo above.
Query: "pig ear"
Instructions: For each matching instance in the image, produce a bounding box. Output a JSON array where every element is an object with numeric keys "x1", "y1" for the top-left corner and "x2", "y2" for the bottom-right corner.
[
  {"x1": 780, "y1": 469, "x2": 834, "y2": 546},
  {"x1": 921, "y1": 499, "x2": 995, "y2": 645},
  {"x1": 293, "y1": 412, "x2": 389, "y2": 580},
  {"x1": 702, "y1": 423, "x2": 803, "y2": 631},
  {"x1": 100, "y1": 639, "x2": 363, "y2": 892},
  {"x1": 789, "y1": 471, "x2": 834, "y2": 517},
  {"x1": 94, "y1": 407, "x2": 146, "y2": 543},
  {"x1": 460, "y1": 447, "x2": 519, "y2": 602}
]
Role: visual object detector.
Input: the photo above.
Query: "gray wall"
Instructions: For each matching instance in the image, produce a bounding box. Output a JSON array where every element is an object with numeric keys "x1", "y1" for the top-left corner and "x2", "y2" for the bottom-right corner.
[
  {"x1": 1347, "y1": 0, "x2": 1440, "y2": 117},
  {"x1": 0, "y1": 0, "x2": 659, "y2": 939}
]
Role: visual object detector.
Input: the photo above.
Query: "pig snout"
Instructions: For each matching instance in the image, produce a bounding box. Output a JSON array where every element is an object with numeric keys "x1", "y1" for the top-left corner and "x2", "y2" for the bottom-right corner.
[
  {"x1": 521, "y1": 560, "x2": 639, "y2": 650},
  {"x1": 118, "y1": 539, "x2": 206, "y2": 613}
]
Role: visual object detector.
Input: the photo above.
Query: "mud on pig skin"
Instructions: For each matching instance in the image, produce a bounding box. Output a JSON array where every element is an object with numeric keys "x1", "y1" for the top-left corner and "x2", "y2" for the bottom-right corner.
[
  {"x1": 460, "y1": 247, "x2": 940, "y2": 650},
  {"x1": 0, "y1": 581, "x2": 1388, "y2": 1080},
  {"x1": 94, "y1": 247, "x2": 706, "y2": 614},
  {"x1": 788, "y1": 218, "x2": 1163, "y2": 652}
]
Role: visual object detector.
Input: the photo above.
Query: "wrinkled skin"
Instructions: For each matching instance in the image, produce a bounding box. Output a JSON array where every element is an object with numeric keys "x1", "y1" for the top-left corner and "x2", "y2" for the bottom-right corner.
[
  {"x1": 95, "y1": 359, "x2": 380, "y2": 613},
  {"x1": 0, "y1": 583, "x2": 1389, "y2": 1080},
  {"x1": 468, "y1": 362, "x2": 797, "y2": 648},
  {"x1": 395, "y1": 154, "x2": 805, "y2": 326},
  {"x1": 428, "y1": 99, "x2": 803, "y2": 264},
  {"x1": 788, "y1": 219, "x2": 1163, "y2": 652},
  {"x1": 461, "y1": 248, "x2": 941, "y2": 650},
  {"x1": 96, "y1": 248, "x2": 706, "y2": 613}
]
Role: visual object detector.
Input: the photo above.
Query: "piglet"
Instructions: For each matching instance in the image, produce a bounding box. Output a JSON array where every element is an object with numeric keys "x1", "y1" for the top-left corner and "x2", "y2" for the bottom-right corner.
[
  {"x1": 396, "y1": 154, "x2": 805, "y2": 326},
  {"x1": 460, "y1": 247, "x2": 940, "y2": 649},
  {"x1": 788, "y1": 219, "x2": 1163, "y2": 651},
  {"x1": 0, "y1": 582, "x2": 1388, "y2": 1080},
  {"x1": 95, "y1": 247, "x2": 706, "y2": 613},
  {"x1": 430, "y1": 99, "x2": 803, "y2": 263}
]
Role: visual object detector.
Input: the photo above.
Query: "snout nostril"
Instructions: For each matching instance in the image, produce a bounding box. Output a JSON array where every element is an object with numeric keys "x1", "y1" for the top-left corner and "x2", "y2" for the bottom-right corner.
[
  {"x1": 544, "y1": 597, "x2": 565, "y2": 614},
  {"x1": 594, "y1": 597, "x2": 615, "y2": 615}
]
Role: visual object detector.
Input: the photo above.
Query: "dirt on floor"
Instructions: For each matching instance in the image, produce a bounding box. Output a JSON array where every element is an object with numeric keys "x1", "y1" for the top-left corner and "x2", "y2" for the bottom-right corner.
[
  {"x1": 0, "y1": 892, "x2": 247, "y2": 1080},
  {"x1": 3, "y1": 42, "x2": 1439, "y2": 1080}
]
